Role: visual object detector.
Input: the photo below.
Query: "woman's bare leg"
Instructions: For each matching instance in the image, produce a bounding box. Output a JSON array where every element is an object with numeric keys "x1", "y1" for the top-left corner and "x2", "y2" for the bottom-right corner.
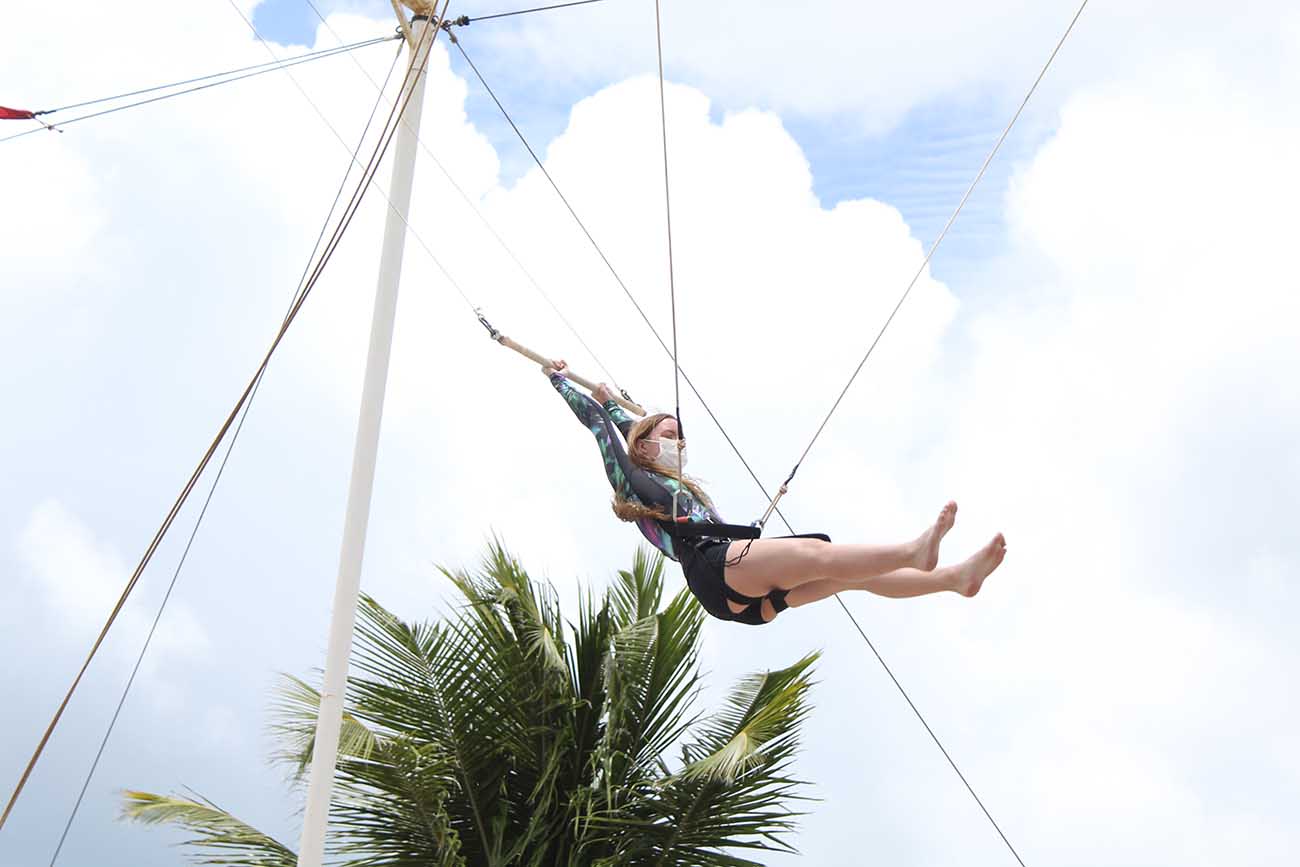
[
  {"x1": 784, "y1": 534, "x2": 1007, "y2": 609},
  {"x1": 784, "y1": 577, "x2": 855, "y2": 609},
  {"x1": 724, "y1": 502, "x2": 958, "y2": 600},
  {"x1": 785, "y1": 571, "x2": 950, "y2": 608}
]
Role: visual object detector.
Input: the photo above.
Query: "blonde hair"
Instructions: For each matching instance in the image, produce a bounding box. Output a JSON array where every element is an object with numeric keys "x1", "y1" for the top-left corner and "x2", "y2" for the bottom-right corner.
[{"x1": 612, "y1": 413, "x2": 715, "y2": 523}]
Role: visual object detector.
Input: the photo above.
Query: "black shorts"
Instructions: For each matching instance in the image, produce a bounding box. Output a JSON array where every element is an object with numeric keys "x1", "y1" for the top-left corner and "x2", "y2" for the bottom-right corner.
[
  {"x1": 678, "y1": 539, "x2": 748, "y2": 623},
  {"x1": 677, "y1": 533, "x2": 833, "y2": 627}
]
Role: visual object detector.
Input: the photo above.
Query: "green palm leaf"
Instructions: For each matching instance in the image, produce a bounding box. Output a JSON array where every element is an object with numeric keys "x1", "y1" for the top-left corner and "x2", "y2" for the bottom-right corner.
[
  {"x1": 328, "y1": 735, "x2": 466, "y2": 867},
  {"x1": 586, "y1": 653, "x2": 820, "y2": 865},
  {"x1": 269, "y1": 673, "x2": 380, "y2": 781},
  {"x1": 352, "y1": 587, "x2": 513, "y2": 863},
  {"x1": 682, "y1": 651, "x2": 819, "y2": 783},
  {"x1": 120, "y1": 791, "x2": 296, "y2": 867},
  {"x1": 125, "y1": 544, "x2": 818, "y2": 867},
  {"x1": 609, "y1": 545, "x2": 666, "y2": 627}
]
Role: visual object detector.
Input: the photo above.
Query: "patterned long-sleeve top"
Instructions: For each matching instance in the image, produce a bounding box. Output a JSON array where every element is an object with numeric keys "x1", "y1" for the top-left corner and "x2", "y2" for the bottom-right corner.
[{"x1": 551, "y1": 372, "x2": 722, "y2": 561}]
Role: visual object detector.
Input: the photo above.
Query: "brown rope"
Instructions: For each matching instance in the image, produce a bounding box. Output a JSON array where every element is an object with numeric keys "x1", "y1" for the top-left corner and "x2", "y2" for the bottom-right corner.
[{"x1": 0, "y1": 19, "x2": 441, "y2": 831}]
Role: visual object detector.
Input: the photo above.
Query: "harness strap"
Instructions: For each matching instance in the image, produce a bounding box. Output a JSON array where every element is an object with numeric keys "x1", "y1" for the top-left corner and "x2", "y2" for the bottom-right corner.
[
  {"x1": 681, "y1": 529, "x2": 831, "y2": 620},
  {"x1": 661, "y1": 519, "x2": 761, "y2": 540},
  {"x1": 723, "y1": 582, "x2": 763, "y2": 606},
  {"x1": 724, "y1": 584, "x2": 791, "y2": 625}
]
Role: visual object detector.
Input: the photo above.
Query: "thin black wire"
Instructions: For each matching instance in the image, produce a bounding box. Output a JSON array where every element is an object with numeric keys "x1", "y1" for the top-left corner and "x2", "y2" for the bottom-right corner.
[
  {"x1": 642, "y1": 5, "x2": 1026, "y2": 862},
  {"x1": 457, "y1": 11, "x2": 1067, "y2": 865},
  {"x1": 44, "y1": 41, "x2": 406, "y2": 867},
  {"x1": 1, "y1": 19, "x2": 434, "y2": 831},
  {"x1": 35, "y1": 35, "x2": 396, "y2": 117},
  {"x1": 452, "y1": 39, "x2": 664, "y2": 360},
  {"x1": 302, "y1": 1, "x2": 627, "y2": 394},
  {"x1": 803, "y1": 16, "x2": 1095, "y2": 864},
  {"x1": 651, "y1": 0, "x2": 685, "y2": 517},
  {"x1": 0, "y1": 34, "x2": 397, "y2": 145},
  {"x1": 225, "y1": 1, "x2": 478, "y2": 319},
  {"x1": 679, "y1": 6, "x2": 1085, "y2": 866},
  {"x1": 785, "y1": 0, "x2": 1091, "y2": 493},
  {"x1": 469, "y1": 0, "x2": 610, "y2": 23},
  {"x1": 828, "y1": 592, "x2": 1025, "y2": 865},
  {"x1": 452, "y1": 35, "x2": 795, "y2": 532},
  {"x1": 223, "y1": 1, "x2": 486, "y2": 336}
]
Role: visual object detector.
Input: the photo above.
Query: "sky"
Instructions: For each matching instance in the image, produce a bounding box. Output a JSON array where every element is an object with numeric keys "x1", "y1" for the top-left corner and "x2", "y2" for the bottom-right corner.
[{"x1": 2, "y1": 1, "x2": 1299, "y2": 865}]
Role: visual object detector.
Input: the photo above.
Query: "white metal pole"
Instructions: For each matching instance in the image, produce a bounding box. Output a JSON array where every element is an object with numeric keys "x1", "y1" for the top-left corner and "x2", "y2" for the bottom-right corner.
[{"x1": 295, "y1": 15, "x2": 433, "y2": 867}]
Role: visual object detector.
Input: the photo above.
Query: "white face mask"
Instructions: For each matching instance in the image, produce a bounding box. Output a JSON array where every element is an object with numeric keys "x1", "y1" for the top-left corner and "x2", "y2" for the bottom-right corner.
[{"x1": 651, "y1": 437, "x2": 687, "y2": 472}]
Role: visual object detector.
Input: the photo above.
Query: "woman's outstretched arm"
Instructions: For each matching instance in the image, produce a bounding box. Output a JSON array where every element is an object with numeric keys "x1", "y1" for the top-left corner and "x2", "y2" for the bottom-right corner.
[
  {"x1": 592, "y1": 382, "x2": 635, "y2": 438},
  {"x1": 545, "y1": 360, "x2": 678, "y2": 515},
  {"x1": 545, "y1": 361, "x2": 641, "y2": 496}
]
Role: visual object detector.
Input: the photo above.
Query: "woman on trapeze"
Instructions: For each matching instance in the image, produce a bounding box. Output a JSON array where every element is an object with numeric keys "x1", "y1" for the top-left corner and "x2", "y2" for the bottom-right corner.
[{"x1": 545, "y1": 359, "x2": 1006, "y2": 626}]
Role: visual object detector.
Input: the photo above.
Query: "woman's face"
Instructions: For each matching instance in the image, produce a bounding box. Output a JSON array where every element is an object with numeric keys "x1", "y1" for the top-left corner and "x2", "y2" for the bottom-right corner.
[{"x1": 638, "y1": 416, "x2": 681, "y2": 461}]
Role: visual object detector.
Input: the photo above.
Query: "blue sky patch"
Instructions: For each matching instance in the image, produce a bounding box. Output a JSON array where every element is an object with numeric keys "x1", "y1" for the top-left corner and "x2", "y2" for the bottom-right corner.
[{"x1": 252, "y1": 0, "x2": 321, "y2": 46}]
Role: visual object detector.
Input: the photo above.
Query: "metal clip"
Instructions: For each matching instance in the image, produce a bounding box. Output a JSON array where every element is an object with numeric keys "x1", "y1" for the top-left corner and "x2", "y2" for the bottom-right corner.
[{"x1": 475, "y1": 308, "x2": 501, "y2": 341}]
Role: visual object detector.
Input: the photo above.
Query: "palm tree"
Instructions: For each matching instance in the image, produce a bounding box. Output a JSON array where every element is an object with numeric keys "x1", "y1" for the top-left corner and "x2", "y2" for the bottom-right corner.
[{"x1": 122, "y1": 543, "x2": 818, "y2": 866}]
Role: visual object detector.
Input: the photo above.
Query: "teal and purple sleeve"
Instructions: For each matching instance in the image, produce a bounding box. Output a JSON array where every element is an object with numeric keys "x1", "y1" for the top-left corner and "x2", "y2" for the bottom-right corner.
[
  {"x1": 551, "y1": 373, "x2": 635, "y2": 498},
  {"x1": 551, "y1": 373, "x2": 674, "y2": 513},
  {"x1": 603, "y1": 401, "x2": 635, "y2": 438}
]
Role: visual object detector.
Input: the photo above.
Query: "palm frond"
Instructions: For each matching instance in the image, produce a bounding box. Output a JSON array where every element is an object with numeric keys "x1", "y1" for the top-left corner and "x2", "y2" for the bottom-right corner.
[
  {"x1": 268, "y1": 673, "x2": 381, "y2": 781},
  {"x1": 120, "y1": 791, "x2": 296, "y2": 867},
  {"x1": 585, "y1": 653, "x2": 820, "y2": 865},
  {"x1": 629, "y1": 587, "x2": 706, "y2": 775},
  {"x1": 609, "y1": 546, "x2": 665, "y2": 628},
  {"x1": 566, "y1": 582, "x2": 612, "y2": 792},
  {"x1": 125, "y1": 543, "x2": 819, "y2": 867},
  {"x1": 596, "y1": 581, "x2": 706, "y2": 799},
  {"x1": 327, "y1": 735, "x2": 467, "y2": 867},
  {"x1": 598, "y1": 612, "x2": 660, "y2": 792},
  {"x1": 351, "y1": 587, "x2": 514, "y2": 864},
  {"x1": 682, "y1": 651, "x2": 819, "y2": 783},
  {"x1": 342, "y1": 544, "x2": 582, "y2": 863}
]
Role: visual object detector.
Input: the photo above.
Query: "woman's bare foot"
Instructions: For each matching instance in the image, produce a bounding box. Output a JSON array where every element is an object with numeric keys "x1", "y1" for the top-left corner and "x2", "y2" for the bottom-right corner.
[
  {"x1": 951, "y1": 533, "x2": 1006, "y2": 597},
  {"x1": 914, "y1": 501, "x2": 958, "y2": 571}
]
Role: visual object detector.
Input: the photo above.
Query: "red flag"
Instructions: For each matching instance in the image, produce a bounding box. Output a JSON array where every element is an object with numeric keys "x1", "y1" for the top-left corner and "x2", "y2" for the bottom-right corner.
[{"x1": 0, "y1": 106, "x2": 36, "y2": 120}]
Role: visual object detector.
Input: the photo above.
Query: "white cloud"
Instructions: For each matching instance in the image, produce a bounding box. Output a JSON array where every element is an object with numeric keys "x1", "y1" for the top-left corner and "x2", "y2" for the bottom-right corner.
[
  {"x1": 465, "y1": 0, "x2": 1300, "y2": 135},
  {"x1": 852, "y1": 36, "x2": 1300, "y2": 867},
  {"x1": 16, "y1": 499, "x2": 211, "y2": 671},
  {"x1": 18, "y1": 499, "x2": 128, "y2": 631},
  {"x1": 2, "y1": 2, "x2": 1299, "y2": 866}
]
